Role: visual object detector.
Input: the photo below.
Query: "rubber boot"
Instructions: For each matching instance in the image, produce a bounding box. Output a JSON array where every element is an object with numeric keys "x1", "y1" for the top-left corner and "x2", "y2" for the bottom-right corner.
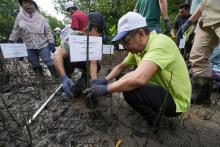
[
  {"x1": 48, "y1": 65, "x2": 57, "y2": 78},
  {"x1": 33, "y1": 66, "x2": 43, "y2": 77},
  {"x1": 191, "y1": 75, "x2": 212, "y2": 105}
]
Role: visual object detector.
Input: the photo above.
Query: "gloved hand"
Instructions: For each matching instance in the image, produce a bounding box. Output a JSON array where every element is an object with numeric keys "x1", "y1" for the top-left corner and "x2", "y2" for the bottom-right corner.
[
  {"x1": 176, "y1": 20, "x2": 193, "y2": 45},
  {"x1": 163, "y1": 19, "x2": 171, "y2": 34},
  {"x1": 91, "y1": 78, "x2": 108, "y2": 85},
  {"x1": 48, "y1": 43, "x2": 55, "y2": 53},
  {"x1": 180, "y1": 20, "x2": 193, "y2": 34},
  {"x1": 60, "y1": 74, "x2": 75, "y2": 98},
  {"x1": 83, "y1": 84, "x2": 109, "y2": 98}
]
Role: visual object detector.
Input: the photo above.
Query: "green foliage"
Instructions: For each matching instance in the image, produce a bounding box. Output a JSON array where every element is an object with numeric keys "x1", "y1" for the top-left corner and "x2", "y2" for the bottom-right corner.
[
  {"x1": 40, "y1": 11, "x2": 65, "y2": 31},
  {"x1": 0, "y1": 0, "x2": 64, "y2": 43},
  {"x1": 0, "y1": 0, "x2": 19, "y2": 42}
]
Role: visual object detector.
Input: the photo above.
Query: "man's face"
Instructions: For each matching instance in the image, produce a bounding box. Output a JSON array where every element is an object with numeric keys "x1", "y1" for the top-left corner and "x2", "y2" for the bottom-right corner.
[
  {"x1": 22, "y1": 1, "x2": 35, "y2": 14},
  {"x1": 179, "y1": 8, "x2": 189, "y2": 17},
  {"x1": 67, "y1": 8, "x2": 75, "y2": 16},
  {"x1": 120, "y1": 29, "x2": 148, "y2": 54},
  {"x1": 84, "y1": 27, "x2": 101, "y2": 37}
]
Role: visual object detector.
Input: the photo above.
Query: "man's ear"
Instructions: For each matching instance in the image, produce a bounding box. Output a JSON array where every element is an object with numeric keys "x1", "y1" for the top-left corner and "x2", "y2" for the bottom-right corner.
[{"x1": 137, "y1": 29, "x2": 146, "y2": 40}]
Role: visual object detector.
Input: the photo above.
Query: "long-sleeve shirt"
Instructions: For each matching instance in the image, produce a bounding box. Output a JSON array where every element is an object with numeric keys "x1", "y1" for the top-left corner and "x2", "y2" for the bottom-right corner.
[{"x1": 9, "y1": 14, "x2": 54, "y2": 50}]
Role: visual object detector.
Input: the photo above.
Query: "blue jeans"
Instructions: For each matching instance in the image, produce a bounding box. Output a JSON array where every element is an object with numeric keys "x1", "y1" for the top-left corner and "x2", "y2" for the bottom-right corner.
[
  {"x1": 148, "y1": 25, "x2": 162, "y2": 34},
  {"x1": 27, "y1": 46, "x2": 53, "y2": 68}
]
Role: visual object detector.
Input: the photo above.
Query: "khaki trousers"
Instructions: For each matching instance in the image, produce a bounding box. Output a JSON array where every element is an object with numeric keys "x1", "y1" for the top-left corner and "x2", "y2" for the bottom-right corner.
[{"x1": 189, "y1": 22, "x2": 220, "y2": 77}]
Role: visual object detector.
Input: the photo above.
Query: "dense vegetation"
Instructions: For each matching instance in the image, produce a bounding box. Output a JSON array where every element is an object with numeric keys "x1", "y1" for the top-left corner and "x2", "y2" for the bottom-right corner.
[{"x1": 0, "y1": 0, "x2": 188, "y2": 42}]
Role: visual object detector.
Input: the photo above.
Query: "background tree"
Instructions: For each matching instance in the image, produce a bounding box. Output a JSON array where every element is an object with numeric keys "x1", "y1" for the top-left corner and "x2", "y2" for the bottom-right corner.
[
  {"x1": 0, "y1": 0, "x2": 19, "y2": 42},
  {"x1": 0, "y1": 0, "x2": 64, "y2": 43},
  {"x1": 53, "y1": 0, "x2": 189, "y2": 39}
]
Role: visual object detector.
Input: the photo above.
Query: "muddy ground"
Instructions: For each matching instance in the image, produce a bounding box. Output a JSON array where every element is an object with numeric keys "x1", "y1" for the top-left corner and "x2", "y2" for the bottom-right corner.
[{"x1": 0, "y1": 56, "x2": 220, "y2": 147}]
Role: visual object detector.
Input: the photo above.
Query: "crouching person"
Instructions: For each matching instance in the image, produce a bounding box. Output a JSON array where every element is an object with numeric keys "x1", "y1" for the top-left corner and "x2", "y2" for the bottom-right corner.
[
  {"x1": 53, "y1": 24, "x2": 103, "y2": 98},
  {"x1": 85, "y1": 12, "x2": 191, "y2": 136}
]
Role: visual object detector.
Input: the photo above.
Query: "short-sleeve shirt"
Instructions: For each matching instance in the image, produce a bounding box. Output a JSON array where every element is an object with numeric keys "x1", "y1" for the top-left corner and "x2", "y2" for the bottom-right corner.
[
  {"x1": 190, "y1": 0, "x2": 201, "y2": 14},
  {"x1": 123, "y1": 31, "x2": 191, "y2": 113},
  {"x1": 71, "y1": 10, "x2": 88, "y2": 32},
  {"x1": 135, "y1": 0, "x2": 160, "y2": 27}
]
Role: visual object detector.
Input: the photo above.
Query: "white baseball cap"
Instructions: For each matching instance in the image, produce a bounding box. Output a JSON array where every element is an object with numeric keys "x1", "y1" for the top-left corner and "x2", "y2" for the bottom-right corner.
[
  {"x1": 65, "y1": 1, "x2": 78, "y2": 11},
  {"x1": 112, "y1": 12, "x2": 147, "y2": 42}
]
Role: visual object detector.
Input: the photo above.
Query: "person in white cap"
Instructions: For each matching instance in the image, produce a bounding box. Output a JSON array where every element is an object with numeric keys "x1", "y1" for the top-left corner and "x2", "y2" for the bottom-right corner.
[
  {"x1": 84, "y1": 12, "x2": 191, "y2": 136},
  {"x1": 54, "y1": 27, "x2": 61, "y2": 47}
]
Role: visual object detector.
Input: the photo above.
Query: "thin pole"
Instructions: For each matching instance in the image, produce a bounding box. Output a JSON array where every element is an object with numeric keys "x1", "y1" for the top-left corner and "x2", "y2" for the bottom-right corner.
[{"x1": 26, "y1": 84, "x2": 63, "y2": 125}]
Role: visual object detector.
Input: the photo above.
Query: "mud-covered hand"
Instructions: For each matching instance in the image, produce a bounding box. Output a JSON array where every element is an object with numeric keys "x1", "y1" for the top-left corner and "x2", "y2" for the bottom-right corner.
[
  {"x1": 48, "y1": 43, "x2": 56, "y2": 53},
  {"x1": 91, "y1": 78, "x2": 108, "y2": 85},
  {"x1": 83, "y1": 84, "x2": 109, "y2": 98},
  {"x1": 163, "y1": 19, "x2": 171, "y2": 34},
  {"x1": 60, "y1": 74, "x2": 75, "y2": 98}
]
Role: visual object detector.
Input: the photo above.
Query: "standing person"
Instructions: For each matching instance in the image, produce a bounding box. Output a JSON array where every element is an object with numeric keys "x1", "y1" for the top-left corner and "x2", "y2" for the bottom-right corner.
[
  {"x1": 84, "y1": 12, "x2": 191, "y2": 136},
  {"x1": 134, "y1": 0, "x2": 171, "y2": 34},
  {"x1": 9, "y1": 0, "x2": 56, "y2": 77},
  {"x1": 172, "y1": 3, "x2": 193, "y2": 56},
  {"x1": 171, "y1": 4, "x2": 191, "y2": 39},
  {"x1": 54, "y1": 27, "x2": 61, "y2": 47},
  {"x1": 178, "y1": 0, "x2": 220, "y2": 105},
  {"x1": 65, "y1": 1, "x2": 88, "y2": 32}
]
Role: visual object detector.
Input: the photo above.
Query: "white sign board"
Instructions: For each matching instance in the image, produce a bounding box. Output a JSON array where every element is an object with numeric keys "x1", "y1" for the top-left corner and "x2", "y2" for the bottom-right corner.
[
  {"x1": 0, "y1": 43, "x2": 28, "y2": 59},
  {"x1": 119, "y1": 44, "x2": 124, "y2": 50},
  {"x1": 69, "y1": 35, "x2": 102, "y2": 62},
  {"x1": 103, "y1": 45, "x2": 114, "y2": 54}
]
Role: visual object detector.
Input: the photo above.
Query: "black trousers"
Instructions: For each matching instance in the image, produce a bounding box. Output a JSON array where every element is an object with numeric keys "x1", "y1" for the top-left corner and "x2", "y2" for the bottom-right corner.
[
  {"x1": 123, "y1": 84, "x2": 180, "y2": 123},
  {"x1": 63, "y1": 56, "x2": 101, "y2": 78}
]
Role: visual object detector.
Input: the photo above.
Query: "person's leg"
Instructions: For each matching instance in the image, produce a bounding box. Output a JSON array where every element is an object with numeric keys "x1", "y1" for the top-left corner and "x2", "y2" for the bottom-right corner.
[
  {"x1": 39, "y1": 46, "x2": 56, "y2": 77},
  {"x1": 123, "y1": 84, "x2": 178, "y2": 136},
  {"x1": 63, "y1": 56, "x2": 76, "y2": 77},
  {"x1": 189, "y1": 24, "x2": 219, "y2": 104},
  {"x1": 123, "y1": 84, "x2": 178, "y2": 122},
  {"x1": 27, "y1": 49, "x2": 43, "y2": 76}
]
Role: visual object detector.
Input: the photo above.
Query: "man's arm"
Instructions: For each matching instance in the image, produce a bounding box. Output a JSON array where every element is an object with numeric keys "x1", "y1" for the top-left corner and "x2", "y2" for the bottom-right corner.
[
  {"x1": 159, "y1": 0, "x2": 169, "y2": 19},
  {"x1": 53, "y1": 47, "x2": 69, "y2": 77},
  {"x1": 171, "y1": 28, "x2": 177, "y2": 38},
  {"x1": 188, "y1": 4, "x2": 202, "y2": 23},
  {"x1": 105, "y1": 63, "x2": 129, "y2": 81},
  {"x1": 108, "y1": 60, "x2": 158, "y2": 93},
  {"x1": 90, "y1": 60, "x2": 98, "y2": 80}
]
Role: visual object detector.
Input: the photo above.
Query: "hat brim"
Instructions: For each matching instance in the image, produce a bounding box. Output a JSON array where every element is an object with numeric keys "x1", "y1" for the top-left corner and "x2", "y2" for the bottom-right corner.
[{"x1": 112, "y1": 31, "x2": 129, "y2": 42}]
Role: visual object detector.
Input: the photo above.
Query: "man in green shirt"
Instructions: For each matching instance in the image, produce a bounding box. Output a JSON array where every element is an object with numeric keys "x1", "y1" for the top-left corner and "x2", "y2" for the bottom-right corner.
[
  {"x1": 84, "y1": 12, "x2": 191, "y2": 136},
  {"x1": 134, "y1": 0, "x2": 170, "y2": 34}
]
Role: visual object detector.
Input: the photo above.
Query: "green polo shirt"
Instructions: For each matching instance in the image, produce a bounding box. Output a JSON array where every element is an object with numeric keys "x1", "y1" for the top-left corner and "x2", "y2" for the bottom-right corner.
[
  {"x1": 123, "y1": 31, "x2": 191, "y2": 112},
  {"x1": 135, "y1": 0, "x2": 161, "y2": 27}
]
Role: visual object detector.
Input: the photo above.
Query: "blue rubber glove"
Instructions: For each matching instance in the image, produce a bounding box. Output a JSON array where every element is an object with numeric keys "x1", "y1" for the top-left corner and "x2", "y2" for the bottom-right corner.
[
  {"x1": 163, "y1": 19, "x2": 171, "y2": 34},
  {"x1": 91, "y1": 78, "x2": 108, "y2": 85},
  {"x1": 60, "y1": 75, "x2": 75, "y2": 98},
  {"x1": 48, "y1": 43, "x2": 55, "y2": 53},
  {"x1": 180, "y1": 20, "x2": 193, "y2": 34},
  {"x1": 176, "y1": 20, "x2": 193, "y2": 45},
  {"x1": 83, "y1": 84, "x2": 109, "y2": 98}
]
